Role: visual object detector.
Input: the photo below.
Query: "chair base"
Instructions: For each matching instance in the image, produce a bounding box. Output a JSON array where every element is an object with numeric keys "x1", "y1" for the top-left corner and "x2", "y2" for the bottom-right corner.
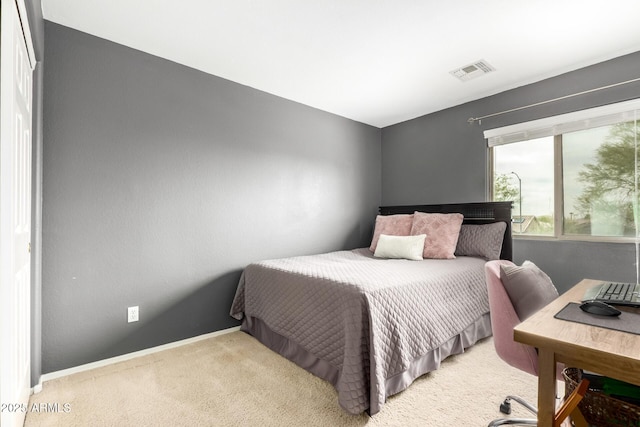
[
  {"x1": 500, "y1": 395, "x2": 538, "y2": 416},
  {"x1": 488, "y1": 395, "x2": 538, "y2": 426},
  {"x1": 488, "y1": 418, "x2": 537, "y2": 426}
]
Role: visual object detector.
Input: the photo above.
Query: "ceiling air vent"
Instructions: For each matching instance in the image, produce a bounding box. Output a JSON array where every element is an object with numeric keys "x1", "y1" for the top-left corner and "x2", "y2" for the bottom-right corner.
[{"x1": 450, "y1": 60, "x2": 496, "y2": 82}]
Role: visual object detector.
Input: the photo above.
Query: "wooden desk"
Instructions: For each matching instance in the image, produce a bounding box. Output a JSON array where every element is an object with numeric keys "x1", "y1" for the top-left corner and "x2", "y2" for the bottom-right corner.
[{"x1": 514, "y1": 279, "x2": 640, "y2": 426}]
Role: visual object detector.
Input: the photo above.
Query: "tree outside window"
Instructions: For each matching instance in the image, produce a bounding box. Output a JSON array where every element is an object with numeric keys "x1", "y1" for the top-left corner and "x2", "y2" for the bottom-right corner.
[{"x1": 565, "y1": 122, "x2": 639, "y2": 237}]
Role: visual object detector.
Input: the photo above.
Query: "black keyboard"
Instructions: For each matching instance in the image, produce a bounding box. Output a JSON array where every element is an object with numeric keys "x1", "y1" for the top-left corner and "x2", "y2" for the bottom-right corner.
[
  {"x1": 597, "y1": 282, "x2": 635, "y2": 301},
  {"x1": 584, "y1": 281, "x2": 640, "y2": 307}
]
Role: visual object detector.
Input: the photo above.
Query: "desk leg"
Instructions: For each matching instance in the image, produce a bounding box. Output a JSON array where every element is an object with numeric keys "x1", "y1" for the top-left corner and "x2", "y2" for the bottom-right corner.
[{"x1": 537, "y1": 348, "x2": 556, "y2": 427}]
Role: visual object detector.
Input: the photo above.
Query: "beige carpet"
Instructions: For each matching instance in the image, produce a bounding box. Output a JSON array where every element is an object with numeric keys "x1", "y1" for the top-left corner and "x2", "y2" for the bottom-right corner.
[{"x1": 25, "y1": 331, "x2": 539, "y2": 426}]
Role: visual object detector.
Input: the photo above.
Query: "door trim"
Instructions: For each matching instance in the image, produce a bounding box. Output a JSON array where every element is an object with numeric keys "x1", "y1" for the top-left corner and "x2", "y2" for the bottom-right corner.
[{"x1": 0, "y1": 1, "x2": 35, "y2": 426}]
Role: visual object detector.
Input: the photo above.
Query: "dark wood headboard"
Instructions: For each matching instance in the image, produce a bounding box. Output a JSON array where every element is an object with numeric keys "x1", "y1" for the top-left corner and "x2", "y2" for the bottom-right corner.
[{"x1": 378, "y1": 201, "x2": 513, "y2": 261}]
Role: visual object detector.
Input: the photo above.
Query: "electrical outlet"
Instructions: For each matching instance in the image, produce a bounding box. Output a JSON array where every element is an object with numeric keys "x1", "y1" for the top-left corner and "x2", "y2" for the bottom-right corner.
[{"x1": 127, "y1": 306, "x2": 139, "y2": 323}]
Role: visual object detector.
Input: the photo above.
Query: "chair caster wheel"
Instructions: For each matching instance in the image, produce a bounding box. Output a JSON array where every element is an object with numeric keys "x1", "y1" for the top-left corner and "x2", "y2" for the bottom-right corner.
[{"x1": 499, "y1": 399, "x2": 512, "y2": 415}]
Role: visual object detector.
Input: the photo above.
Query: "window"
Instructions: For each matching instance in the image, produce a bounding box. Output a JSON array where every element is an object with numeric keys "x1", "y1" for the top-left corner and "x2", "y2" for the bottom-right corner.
[
  {"x1": 487, "y1": 100, "x2": 640, "y2": 239},
  {"x1": 563, "y1": 123, "x2": 638, "y2": 238},
  {"x1": 493, "y1": 137, "x2": 554, "y2": 236}
]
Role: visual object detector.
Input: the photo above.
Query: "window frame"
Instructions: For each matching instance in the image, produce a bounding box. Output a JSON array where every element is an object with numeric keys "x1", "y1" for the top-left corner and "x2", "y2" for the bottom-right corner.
[{"x1": 487, "y1": 104, "x2": 640, "y2": 244}]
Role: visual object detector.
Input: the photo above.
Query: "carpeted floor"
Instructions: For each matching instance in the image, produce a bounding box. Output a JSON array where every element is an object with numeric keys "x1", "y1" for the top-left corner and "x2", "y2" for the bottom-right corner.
[{"x1": 25, "y1": 331, "x2": 539, "y2": 426}]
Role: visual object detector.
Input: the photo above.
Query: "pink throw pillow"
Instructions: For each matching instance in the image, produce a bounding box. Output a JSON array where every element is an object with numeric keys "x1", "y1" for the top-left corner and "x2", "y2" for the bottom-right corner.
[
  {"x1": 410, "y1": 212, "x2": 464, "y2": 259},
  {"x1": 369, "y1": 214, "x2": 414, "y2": 252}
]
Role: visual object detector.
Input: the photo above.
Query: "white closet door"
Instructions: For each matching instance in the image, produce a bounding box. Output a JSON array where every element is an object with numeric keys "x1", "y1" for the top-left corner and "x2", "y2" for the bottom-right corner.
[{"x1": 0, "y1": 0, "x2": 35, "y2": 425}]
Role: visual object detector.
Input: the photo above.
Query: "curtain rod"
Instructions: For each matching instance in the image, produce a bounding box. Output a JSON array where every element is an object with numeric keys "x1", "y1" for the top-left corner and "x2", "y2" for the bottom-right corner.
[{"x1": 467, "y1": 76, "x2": 640, "y2": 125}]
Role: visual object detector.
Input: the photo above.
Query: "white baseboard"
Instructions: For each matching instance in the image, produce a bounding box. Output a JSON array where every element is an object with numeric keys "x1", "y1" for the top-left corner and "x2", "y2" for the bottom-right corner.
[{"x1": 34, "y1": 326, "x2": 241, "y2": 392}]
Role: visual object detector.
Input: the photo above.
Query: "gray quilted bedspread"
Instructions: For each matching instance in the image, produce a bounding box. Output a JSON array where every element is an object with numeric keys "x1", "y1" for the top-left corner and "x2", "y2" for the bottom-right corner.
[{"x1": 229, "y1": 248, "x2": 489, "y2": 415}]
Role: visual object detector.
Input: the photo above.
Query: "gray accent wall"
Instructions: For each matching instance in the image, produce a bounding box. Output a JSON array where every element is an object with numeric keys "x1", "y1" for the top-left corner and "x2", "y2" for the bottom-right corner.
[
  {"x1": 382, "y1": 51, "x2": 640, "y2": 293},
  {"x1": 42, "y1": 22, "x2": 381, "y2": 373}
]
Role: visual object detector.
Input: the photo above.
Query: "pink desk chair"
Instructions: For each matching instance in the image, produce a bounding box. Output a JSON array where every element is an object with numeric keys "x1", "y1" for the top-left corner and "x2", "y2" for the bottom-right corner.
[{"x1": 484, "y1": 260, "x2": 588, "y2": 427}]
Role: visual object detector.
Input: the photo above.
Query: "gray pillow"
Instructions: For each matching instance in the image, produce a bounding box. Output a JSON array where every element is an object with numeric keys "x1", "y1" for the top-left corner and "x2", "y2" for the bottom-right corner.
[
  {"x1": 455, "y1": 222, "x2": 506, "y2": 260},
  {"x1": 500, "y1": 260, "x2": 559, "y2": 321}
]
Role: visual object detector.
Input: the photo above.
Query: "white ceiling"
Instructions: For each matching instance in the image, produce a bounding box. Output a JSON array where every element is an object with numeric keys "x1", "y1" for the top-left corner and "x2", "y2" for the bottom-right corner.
[{"x1": 41, "y1": 0, "x2": 640, "y2": 128}]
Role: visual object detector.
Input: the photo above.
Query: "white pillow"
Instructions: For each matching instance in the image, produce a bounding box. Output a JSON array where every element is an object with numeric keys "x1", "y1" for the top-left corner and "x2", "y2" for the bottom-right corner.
[{"x1": 373, "y1": 234, "x2": 426, "y2": 260}]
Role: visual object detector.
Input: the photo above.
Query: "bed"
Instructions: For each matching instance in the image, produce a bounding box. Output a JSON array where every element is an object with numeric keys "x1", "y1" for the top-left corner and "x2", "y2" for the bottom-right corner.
[{"x1": 230, "y1": 201, "x2": 513, "y2": 415}]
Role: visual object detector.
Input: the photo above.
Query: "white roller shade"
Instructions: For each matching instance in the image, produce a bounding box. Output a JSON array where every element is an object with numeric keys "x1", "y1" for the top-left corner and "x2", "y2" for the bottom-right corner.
[{"x1": 484, "y1": 98, "x2": 640, "y2": 147}]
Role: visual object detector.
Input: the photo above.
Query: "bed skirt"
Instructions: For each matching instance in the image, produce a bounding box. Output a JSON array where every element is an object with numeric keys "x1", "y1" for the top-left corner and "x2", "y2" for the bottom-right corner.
[{"x1": 240, "y1": 313, "x2": 492, "y2": 415}]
